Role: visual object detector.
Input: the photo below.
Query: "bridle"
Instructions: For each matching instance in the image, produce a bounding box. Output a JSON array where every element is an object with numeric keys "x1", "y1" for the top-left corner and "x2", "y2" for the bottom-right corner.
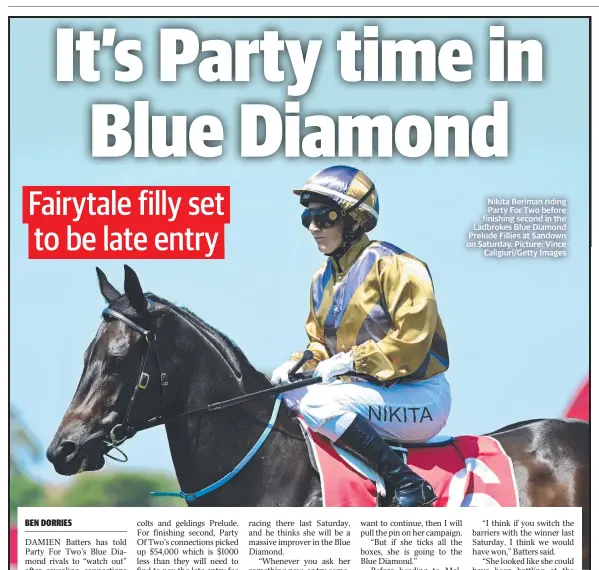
[
  {"x1": 97, "y1": 297, "x2": 311, "y2": 473},
  {"x1": 101, "y1": 298, "x2": 169, "y2": 461},
  {"x1": 92, "y1": 298, "x2": 322, "y2": 501}
]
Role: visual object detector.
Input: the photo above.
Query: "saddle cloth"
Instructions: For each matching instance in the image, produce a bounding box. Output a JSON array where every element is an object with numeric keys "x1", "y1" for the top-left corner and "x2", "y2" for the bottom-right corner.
[{"x1": 297, "y1": 417, "x2": 519, "y2": 507}]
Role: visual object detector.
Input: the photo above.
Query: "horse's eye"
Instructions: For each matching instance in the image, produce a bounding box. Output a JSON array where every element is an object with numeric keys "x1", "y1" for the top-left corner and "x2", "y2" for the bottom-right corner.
[{"x1": 105, "y1": 355, "x2": 125, "y2": 374}]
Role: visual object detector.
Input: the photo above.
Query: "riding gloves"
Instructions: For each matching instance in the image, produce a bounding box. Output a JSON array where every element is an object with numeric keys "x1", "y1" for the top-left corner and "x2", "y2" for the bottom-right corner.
[
  {"x1": 270, "y1": 359, "x2": 298, "y2": 386},
  {"x1": 314, "y1": 351, "x2": 355, "y2": 384}
]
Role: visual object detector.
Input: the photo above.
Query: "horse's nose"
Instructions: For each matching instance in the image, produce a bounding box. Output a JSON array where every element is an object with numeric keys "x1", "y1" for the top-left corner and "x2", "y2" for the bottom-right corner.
[{"x1": 47, "y1": 439, "x2": 80, "y2": 465}]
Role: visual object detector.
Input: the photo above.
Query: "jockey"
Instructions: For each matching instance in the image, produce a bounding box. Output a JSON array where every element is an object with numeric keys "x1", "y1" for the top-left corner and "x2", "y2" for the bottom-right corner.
[{"x1": 271, "y1": 165, "x2": 451, "y2": 508}]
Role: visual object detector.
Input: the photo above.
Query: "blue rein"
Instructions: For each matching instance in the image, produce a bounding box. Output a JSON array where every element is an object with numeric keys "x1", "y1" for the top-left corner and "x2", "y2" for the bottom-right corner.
[{"x1": 151, "y1": 394, "x2": 283, "y2": 502}]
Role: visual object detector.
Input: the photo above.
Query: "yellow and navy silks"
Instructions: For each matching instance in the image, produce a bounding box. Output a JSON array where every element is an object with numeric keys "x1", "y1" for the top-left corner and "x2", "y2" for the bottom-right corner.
[{"x1": 292, "y1": 235, "x2": 449, "y2": 384}]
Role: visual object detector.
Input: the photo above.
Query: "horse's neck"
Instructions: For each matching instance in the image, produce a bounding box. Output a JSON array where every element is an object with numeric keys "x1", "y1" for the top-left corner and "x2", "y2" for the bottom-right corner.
[
  {"x1": 165, "y1": 401, "x2": 316, "y2": 505},
  {"x1": 165, "y1": 385, "x2": 318, "y2": 507},
  {"x1": 161, "y1": 310, "x2": 319, "y2": 506}
]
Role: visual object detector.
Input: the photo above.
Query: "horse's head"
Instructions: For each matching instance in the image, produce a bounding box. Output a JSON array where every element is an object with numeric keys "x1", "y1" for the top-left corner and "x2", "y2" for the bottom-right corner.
[{"x1": 47, "y1": 265, "x2": 166, "y2": 475}]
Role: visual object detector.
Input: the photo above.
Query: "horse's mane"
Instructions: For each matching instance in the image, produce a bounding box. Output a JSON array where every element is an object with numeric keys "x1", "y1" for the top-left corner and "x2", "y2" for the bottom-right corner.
[{"x1": 146, "y1": 292, "x2": 265, "y2": 379}]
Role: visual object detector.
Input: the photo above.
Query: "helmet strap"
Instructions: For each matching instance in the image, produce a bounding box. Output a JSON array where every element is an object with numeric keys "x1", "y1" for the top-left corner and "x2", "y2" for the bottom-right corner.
[
  {"x1": 325, "y1": 216, "x2": 364, "y2": 259},
  {"x1": 335, "y1": 186, "x2": 374, "y2": 252},
  {"x1": 305, "y1": 184, "x2": 375, "y2": 259},
  {"x1": 345, "y1": 185, "x2": 375, "y2": 216}
]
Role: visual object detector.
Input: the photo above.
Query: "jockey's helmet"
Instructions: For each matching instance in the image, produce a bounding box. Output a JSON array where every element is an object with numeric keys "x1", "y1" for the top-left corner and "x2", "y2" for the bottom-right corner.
[{"x1": 293, "y1": 165, "x2": 379, "y2": 234}]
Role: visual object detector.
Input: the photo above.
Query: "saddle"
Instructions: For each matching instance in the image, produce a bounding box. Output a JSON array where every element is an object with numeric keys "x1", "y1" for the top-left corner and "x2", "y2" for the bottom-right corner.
[
  {"x1": 295, "y1": 416, "x2": 453, "y2": 496},
  {"x1": 294, "y1": 416, "x2": 519, "y2": 508}
]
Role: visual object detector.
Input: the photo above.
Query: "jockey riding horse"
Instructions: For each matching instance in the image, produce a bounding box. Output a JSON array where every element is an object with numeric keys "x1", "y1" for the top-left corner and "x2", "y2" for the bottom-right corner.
[{"x1": 271, "y1": 165, "x2": 451, "y2": 507}]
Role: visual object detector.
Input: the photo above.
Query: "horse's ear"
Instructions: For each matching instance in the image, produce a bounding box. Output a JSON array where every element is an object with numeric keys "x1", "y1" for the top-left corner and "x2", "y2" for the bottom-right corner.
[
  {"x1": 96, "y1": 267, "x2": 120, "y2": 303},
  {"x1": 123, "y1": 264, "x2": 147, "y2": 314}
]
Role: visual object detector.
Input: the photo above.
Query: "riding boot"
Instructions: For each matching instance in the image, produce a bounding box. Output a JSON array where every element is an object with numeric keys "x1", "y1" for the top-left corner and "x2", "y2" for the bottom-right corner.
[{"x1": 335, "y1": 414, "x2": 437, "y2": 507}]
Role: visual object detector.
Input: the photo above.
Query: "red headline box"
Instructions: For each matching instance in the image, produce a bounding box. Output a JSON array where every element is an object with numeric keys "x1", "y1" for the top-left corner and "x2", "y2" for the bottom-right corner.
[{"x1": 22, "y1": 186, "x2": 230, "y2": 259}]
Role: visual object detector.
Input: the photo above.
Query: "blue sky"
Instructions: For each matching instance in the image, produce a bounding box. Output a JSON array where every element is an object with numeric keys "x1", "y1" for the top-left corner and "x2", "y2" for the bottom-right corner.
[{"x1": 10, "y1": 17, "x2": 589, "y2": 483}]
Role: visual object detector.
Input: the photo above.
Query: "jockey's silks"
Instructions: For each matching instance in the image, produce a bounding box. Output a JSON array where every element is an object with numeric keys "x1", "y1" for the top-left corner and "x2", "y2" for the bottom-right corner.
[{"x1": 292, "y1": 235, "x2": 449, "y2": 383}]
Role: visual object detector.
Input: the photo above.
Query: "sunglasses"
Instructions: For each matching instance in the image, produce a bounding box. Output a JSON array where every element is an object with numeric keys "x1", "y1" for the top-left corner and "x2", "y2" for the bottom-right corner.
[{"x1": 301, "y1": 206, "x2": 342, "y2": 229}]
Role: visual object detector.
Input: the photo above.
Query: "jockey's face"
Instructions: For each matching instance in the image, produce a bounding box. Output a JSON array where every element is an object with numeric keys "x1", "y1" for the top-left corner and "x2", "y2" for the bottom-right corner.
[{"x1": 306, "y1": 200, "x2": 345, "y2": 255}]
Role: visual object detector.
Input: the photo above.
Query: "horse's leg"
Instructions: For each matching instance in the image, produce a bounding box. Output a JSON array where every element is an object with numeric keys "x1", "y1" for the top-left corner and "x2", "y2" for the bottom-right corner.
[{"x1": 492, "y1": 419, "x2": 589, "y2": 569}]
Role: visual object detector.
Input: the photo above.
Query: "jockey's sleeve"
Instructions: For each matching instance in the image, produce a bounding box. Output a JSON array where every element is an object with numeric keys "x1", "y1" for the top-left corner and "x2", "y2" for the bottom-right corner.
[
  {"x1": 290, "y1": 280, "x2": 330, "y2": 370},
  {"x1": 351, "y1": 255, "x2": 438, "y2": 382}
]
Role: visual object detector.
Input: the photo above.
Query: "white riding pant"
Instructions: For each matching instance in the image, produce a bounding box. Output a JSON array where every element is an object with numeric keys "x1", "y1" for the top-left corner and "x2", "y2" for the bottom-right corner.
[{"x1": 283, "y1": 373, "x2": 451, "y2": 443}]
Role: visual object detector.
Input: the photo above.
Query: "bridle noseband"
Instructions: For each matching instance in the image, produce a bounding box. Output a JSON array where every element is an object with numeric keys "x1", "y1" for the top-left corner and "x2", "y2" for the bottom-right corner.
[{"x1": 101, "y1": 299, "x2": 169, "y2": 461}]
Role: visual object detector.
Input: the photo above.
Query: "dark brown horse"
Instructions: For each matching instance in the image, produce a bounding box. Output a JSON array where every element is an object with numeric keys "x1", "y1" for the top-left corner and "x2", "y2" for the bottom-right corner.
[{"x1": 46, "y1": 266, "x2": 589, "y2": 567}]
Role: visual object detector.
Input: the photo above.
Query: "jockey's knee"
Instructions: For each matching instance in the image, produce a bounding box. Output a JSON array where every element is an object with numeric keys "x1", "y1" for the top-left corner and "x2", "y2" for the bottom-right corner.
[
  {"x1": 298, "y1": 392, "x2": 356, "y2": 441},
  {"x1": 297, "y1": 391, "x2": 326, "y2": 429}
]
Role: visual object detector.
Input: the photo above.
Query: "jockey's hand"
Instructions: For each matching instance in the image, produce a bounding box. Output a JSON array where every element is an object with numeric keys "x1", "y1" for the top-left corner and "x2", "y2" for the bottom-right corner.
[
  {"x1": 270, "y1": 359, "x2": 299, "y2": 386},
  {"x1": 315, "y1": 351, "x2": 354, "y2": 384}
]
